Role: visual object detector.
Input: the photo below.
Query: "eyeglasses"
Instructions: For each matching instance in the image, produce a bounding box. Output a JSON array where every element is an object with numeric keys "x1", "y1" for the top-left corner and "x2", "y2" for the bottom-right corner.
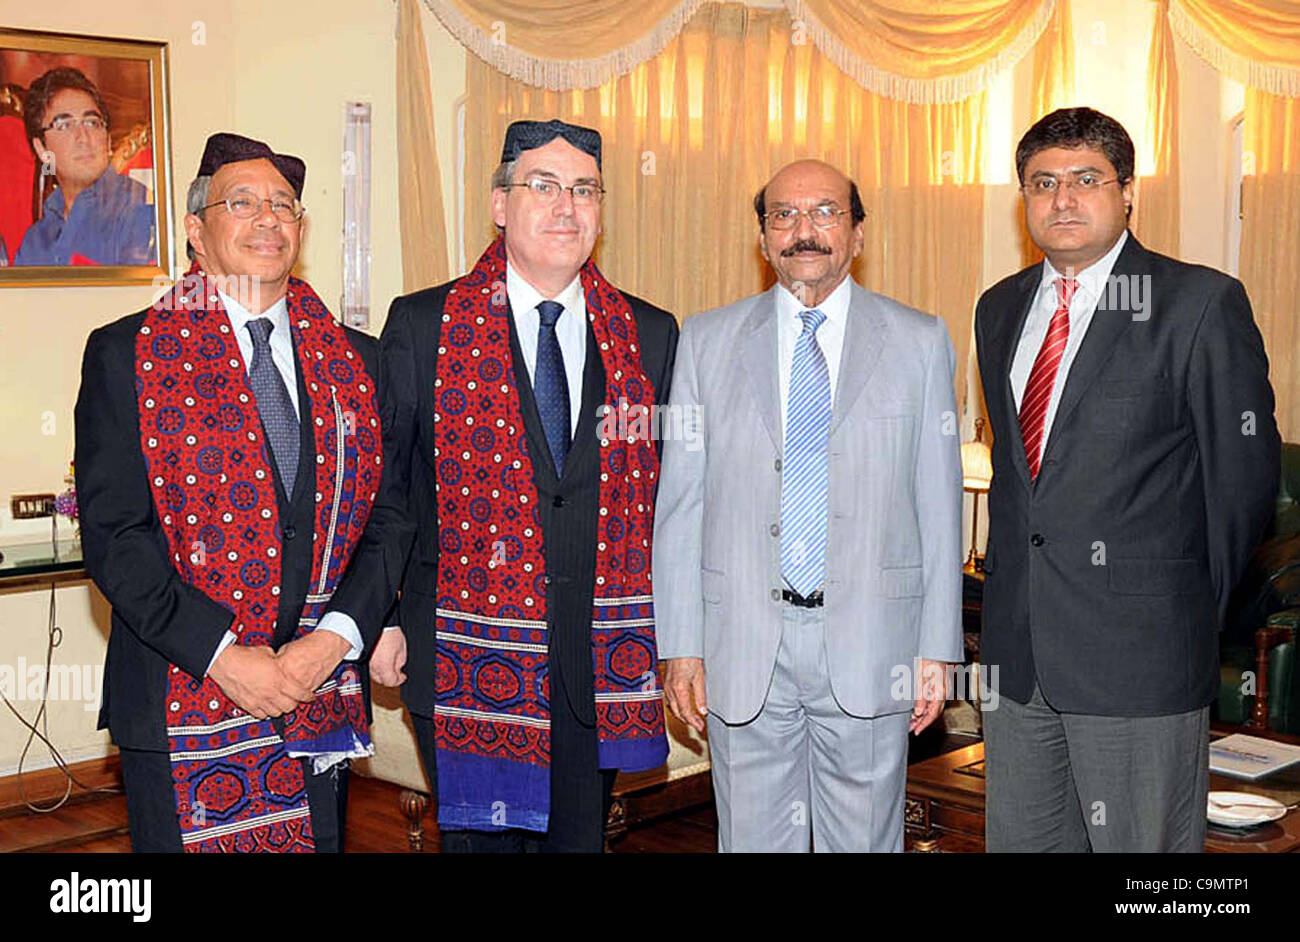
[
  {"x1": 42, "y1": 115, "x2": 106, "y2": 134},
  {"x1": 502, "y1": 178, "x2": 604, "y2": 205},
  {"x1": 764, "y1": 205, "x2": 850, "y2": 230},
  {"x1": 1021, "y1": 173, "x2": 1123, "y2": 199},
  {"x1": 202, "y1": 196, "x2": 306, "y2": 223}
]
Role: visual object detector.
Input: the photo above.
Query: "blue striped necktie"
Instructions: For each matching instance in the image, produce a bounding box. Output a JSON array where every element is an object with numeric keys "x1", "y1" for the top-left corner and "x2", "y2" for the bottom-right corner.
[
  {"x1": 533, "y1": 299, "x2": 571, "y2": 476},
  {"x1": 246, "y1": 317, "x2": 299, "y2": 496},
  {"x1": 781, "y1": 308, "x2": 831, "y2": 596}
]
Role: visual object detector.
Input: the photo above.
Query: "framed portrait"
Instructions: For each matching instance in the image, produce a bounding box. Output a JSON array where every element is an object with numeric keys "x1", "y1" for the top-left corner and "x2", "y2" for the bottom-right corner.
[{"x1": 0, "y1": 27, "x2": 174, "y2": 286}]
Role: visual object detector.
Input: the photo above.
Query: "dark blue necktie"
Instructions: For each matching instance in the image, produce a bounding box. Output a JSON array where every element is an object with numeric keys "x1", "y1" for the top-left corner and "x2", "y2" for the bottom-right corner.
[
  {"x1": 246, "y1": 317, "x2": 299, "y2": 496},
  {"x1": 533, "y1": 300, "x2": 571, "y2": 477}
]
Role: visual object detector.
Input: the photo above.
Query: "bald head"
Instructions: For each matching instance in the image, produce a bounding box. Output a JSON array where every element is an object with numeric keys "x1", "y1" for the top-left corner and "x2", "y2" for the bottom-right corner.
[{"x1": 756, "y1": 159, "x2": 865, "y2": 307}]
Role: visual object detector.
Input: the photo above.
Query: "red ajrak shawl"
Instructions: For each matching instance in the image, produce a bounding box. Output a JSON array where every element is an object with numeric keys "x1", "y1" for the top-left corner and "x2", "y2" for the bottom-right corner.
[
  {"x1": 136, "y1": 266, "x2": 382, "y2": 852},
  {"x1": 434, "y1": 237, "x2": 669, "y2": 831}
]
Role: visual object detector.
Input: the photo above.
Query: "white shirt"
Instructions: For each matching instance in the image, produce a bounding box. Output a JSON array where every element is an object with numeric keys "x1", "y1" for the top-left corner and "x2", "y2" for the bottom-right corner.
[
  {"x1": 507, "y1": 262, "x2": 588, "y2": 436},
  {"x1": 206, "y1": 290, "x2": 362, "y2": 672},
  {"x1": 1009, "y1": 230, "x2": 1129, "y2": 466},
  {"x1": 776, "y1": 275, "x2": 851, "y2": 436},
  {"x1": 218, "y1": 290, "x2": 299, "y2": 418}
]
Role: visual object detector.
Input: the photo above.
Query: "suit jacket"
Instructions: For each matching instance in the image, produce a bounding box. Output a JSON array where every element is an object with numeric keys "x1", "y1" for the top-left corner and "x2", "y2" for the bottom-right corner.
[
  {"x1": 75, "y1": 309, "x2": 380, "y2": 752},
  {"x1": 328, "y1": 281, "x2": 678, "y2": 726},
  {"x1": 975, "y1": 232, "x2": 1280, "y2": 715},
  {"x1": 653, "y1": 281, "x2": 964, "y2": 724}
]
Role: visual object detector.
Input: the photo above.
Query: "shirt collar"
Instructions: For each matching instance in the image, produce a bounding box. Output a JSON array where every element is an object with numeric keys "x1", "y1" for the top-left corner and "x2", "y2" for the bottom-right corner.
[
  {"x1": 44, "y1": 165, "x2": 115, "y2": 217},
  {"x1": 1039, "y1": 229, "x2": 1129, "y2": 308},
  {"x1": 774, "y1": 274, "x2": 852, "y2": 329},
  {"x1": 506, "y1": 262, "x2": 584, "y2": 321},
  {"x1": 219, "y1": 289, "x2": 291, "y2": 340}
]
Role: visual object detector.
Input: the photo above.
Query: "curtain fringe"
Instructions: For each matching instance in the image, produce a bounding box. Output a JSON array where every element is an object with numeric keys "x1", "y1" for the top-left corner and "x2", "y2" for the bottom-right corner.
[
  {"x1": 421, "y1": 0, "x2": 707, "y2": 91},
  {"x1": 781, "y1": 0, "x2": 1057, "y2": 104},
  {"x1": 1169, "y1": 0, "x2": 1300, "y2": 99}
]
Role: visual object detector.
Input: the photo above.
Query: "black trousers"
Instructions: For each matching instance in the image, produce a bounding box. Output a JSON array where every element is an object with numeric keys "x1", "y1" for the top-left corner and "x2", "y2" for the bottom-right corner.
[
  {"x1": 117, "y1": 748, "x2": 350, "y2": 853},
  {"x1": 412, "y1": 688, "x2": 616, "y2": 853}
]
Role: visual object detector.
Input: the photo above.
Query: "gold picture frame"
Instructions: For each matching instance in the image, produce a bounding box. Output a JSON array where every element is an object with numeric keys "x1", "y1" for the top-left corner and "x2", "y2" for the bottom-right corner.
[{"x1": 0, "y1": 27, "x2": 174, "y2": 286}]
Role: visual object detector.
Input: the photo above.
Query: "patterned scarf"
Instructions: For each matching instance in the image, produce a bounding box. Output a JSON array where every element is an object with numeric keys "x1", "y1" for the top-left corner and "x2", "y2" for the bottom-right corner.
[
  {"x1": 135, "y1": 264, "x2": 382, "y2": 851},
  {"x1": 434, "y1": 238, "x2": 668, "y2": 832}
]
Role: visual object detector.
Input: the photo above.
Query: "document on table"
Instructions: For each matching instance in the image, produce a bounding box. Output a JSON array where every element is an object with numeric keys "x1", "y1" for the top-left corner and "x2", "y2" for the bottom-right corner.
[{"x1": 1209, "y1": 733, "x2": 1300, "y2": 781}]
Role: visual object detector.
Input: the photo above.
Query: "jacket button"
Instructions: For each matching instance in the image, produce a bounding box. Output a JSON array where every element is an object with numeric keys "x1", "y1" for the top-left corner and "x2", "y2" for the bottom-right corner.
[
  {"x1": 774, "y1": 458, "x2": 782, "y2": 472},
  {"x1": 770, "y1": 588, "x2": 781, "y2": 601},
  {"x1": 769, "y1": 523, "x2": 780, "y2": 537},
  {"x1": 553, "y1": 495, "x2": 565, "y2": 508},
  {"x1": 283, "y1": 525, "x2": 297, "y2": 540},
  {"x1": 1030, "y1": 533, "x2": 1044, "y2": 546}
]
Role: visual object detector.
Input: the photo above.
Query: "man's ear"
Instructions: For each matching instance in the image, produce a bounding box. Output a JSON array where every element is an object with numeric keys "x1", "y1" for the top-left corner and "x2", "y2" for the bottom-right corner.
[
  {"x1": 491, "y1": 188, "x2": 507, "y2": 229},
  {"x1": 184, "y1": 213, "x2": 205, "y2": 259},
  {"x1": 758, "y1": 231, "x2": 770, "y2": 264},
  {"x1": 31, "y1": 137, "x2": 50, "y2": 173}
]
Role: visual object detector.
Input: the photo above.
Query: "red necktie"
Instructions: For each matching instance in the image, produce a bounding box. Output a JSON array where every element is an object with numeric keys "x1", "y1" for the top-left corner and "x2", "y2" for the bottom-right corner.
[{"x1": 1019, "y1": 276, "x2": 1078, "y2": 480}]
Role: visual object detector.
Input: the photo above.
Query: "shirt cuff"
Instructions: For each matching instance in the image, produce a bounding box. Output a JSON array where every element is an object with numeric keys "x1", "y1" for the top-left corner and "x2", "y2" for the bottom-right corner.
[
  {"x1": 382, "y1": 625, "x2": 401, "y2": 633},
  {"x1": 315, "y1": 611, "x2": 363, "y2": 661},
  {"x1": 206, "y1": 630, "x2": 238, "y2": 676}
]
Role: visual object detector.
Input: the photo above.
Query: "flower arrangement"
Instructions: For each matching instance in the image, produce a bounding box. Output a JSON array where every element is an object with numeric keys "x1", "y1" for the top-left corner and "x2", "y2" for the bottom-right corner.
[{"x1": 54, "y1": 461, "x2": 78, "y2": 535}]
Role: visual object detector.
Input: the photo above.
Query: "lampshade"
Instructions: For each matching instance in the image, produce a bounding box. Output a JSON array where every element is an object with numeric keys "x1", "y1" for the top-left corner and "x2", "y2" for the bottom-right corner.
[{"x1": 961, "y1": 440, "x2": 992, "y2": 492}]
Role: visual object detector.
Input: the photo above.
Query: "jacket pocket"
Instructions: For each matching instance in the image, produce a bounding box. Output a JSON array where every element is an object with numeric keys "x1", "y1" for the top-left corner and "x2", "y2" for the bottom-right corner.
[
  {"x1": 1108, "y1": 557, "x2": 1202, "y2": 595},
  {"x1": 880, "y1": 565, "x2": 924, "y2": 598},
  {"x1": 701, "y1": 567, "x2": 725, "y2": 604}
]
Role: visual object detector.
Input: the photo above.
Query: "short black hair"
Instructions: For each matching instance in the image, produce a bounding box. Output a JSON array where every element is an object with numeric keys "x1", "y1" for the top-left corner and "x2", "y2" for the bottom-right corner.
[
  {"x1": 754, "y1": 179, "x2": 866, "y2": 232},
  {"x1": 23, "y1": 67, "x2": 110, "y2": 150},
  {"x1": 1015, "y1": 107, "x2": 1135, "y2": 186}
]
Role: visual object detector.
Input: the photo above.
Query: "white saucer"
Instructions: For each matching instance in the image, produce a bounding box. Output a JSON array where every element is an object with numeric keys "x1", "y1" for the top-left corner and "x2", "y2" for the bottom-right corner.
[{"x1": 1207, "y1": 791, "x2": 1287, "y2": 828}]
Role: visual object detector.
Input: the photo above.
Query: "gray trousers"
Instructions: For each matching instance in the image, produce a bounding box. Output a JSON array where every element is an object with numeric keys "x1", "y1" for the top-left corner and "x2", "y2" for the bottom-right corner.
[
  {"x1": 707, "y1": 604, "x2": 911, "y2": 853},
  {"x1": 982, "y1": 680, "x2": 1210, "y2": 852}
]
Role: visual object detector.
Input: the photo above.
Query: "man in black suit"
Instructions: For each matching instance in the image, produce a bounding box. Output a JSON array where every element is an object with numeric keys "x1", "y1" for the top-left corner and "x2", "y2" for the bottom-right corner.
[
  {"x1": 76, "y1": 133, "x2": 384, "y2": 852},
  {"x1": 331, "y1": 119, "x2": 677, "y2": 852},
  {"x1": 975, "y1": 108, "x2": 1280, "y2": 852}
]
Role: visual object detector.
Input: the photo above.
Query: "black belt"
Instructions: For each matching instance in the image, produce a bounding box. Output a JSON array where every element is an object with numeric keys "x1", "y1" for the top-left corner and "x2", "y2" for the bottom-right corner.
[{"x1": 782, "y1": 588, "x2": 824, "y2": 608}]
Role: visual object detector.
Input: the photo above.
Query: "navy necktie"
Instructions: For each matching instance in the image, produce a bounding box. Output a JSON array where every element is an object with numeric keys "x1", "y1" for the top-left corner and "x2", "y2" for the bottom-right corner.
[
  {"x1": 533, "y1": 300, "x2": 571, "y2": 477},
  {"x1": 245, "y1": 317, "x2": 299, "y2": 496}
]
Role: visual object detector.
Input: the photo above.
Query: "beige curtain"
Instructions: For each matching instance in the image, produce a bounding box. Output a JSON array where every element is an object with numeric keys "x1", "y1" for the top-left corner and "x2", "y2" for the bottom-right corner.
[
  {"x1": 1171, "y1": 0, "x2": 1300, "y2": 96},
  {"x1": 1165, "y1": 0, "x2": 1300, "y2": 439},
  {"x1": 783, "y1": 0, "x2": 1056, "y2": 104},
  {"x1": 1242, "y1": 88, "x2": 1300, "y2": 440},
  {"x1": 397, "y1": 0, "x2": 450, "y2": 290},
  {"x1": 1029, "y1": 0, "x2": 1076, "y2": 120},
  {"x1": 1132, "y1": 0, "x2": 1180, "y2": 257},
  {"x1": 423, "y1": 0, "x2": 706, "y2": 89},
  {"x1": 426, "y1": 0, "x2": 1054, "y2": 98},
  {"x1": 464, "y1": 3, "x2": 987, "y2": 400}
]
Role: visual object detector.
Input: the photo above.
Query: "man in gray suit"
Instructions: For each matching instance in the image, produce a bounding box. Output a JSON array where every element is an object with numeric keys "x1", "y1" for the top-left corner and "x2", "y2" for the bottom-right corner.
[{"x1": 653, "y1": 159, "x2": 963, "y2": 852}]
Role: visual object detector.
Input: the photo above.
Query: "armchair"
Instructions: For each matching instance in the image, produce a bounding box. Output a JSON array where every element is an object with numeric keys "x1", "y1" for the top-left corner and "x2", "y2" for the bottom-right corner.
[{"x1": 1218, "y1": 442, "x2": 1300, "y2": 734}]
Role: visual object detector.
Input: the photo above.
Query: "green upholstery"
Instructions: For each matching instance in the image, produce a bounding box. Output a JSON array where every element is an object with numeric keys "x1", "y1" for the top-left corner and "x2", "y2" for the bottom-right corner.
[
  {"x1": 1217, "y1": 441, "x2": 1300, "y2": 734},
  {"x1": 1218, "y1": 609, "x2": 1297, "y2": 730}
]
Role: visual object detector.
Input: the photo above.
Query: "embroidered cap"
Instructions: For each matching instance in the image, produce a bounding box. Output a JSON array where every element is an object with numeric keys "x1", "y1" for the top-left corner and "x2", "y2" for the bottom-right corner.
[
  {"x1": 196, "y1": 132, "x2": 306, "y2": 198},
  {"x1": 500, "y1": 119, "x2": 601, "y2": 171}
]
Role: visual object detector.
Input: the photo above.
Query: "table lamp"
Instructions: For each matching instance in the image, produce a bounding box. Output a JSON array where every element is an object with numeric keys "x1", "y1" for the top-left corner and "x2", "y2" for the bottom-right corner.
[{"x1": 961, "y1": 417, "x2": 993, "y2": 574}]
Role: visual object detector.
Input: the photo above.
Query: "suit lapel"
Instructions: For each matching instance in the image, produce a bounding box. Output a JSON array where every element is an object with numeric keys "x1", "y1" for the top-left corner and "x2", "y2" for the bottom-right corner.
[
  {"x1": 1040, "y1": 233, "x2": 1145, "y2": 466},
  {"x1": 563, "y1": 325, "x2": 605, "y2": 477},
  {"x1": 829, "y1": 282, "x2": 886, "y2": 435},
  {"x1": 287, "y1": 350, "x2": 315, "y2": 509},
  {"x1": 740, "y1": 287, "x2": 782, "y2": 450}
]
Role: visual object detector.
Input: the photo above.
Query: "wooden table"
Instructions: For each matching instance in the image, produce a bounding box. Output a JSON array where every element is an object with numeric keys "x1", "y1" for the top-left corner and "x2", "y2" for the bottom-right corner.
[{"x1": 905, "y1": 732, "x2": 1300, "y2": 853}]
